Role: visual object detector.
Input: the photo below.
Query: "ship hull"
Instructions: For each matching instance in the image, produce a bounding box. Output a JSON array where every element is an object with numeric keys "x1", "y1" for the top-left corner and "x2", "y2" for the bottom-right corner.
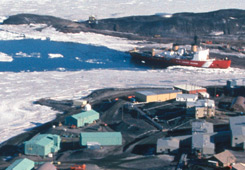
[{"x1": 130, "y1": 52, "x2": 231, "y2": 69}]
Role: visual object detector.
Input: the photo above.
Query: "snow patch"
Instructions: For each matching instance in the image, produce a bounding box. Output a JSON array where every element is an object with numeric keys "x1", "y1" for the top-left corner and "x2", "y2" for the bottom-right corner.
[
  {"x1": 0, "y1": 52, "x2": 13, "y2": 62},
  {"x1": 48, "y1": 53, "x2": 64, "y2": 59},
  {"x1": 210, "y1": 49, "x2": 245, "y2": 58},
  {"x1": 210, "y1": 31, "x2": 224, "y2": 36},
  {"x1": 56, "y1": 67, "x2": 66, "y2": 71},
  {"x1": 15, "y1": 52, "x2": 41, "y2": 58},
  {"x1": 85, "y1": 59, "x2": 105, "y2": 64},
  {"x1": 0, "y1": 16, "x2": 8, "y2": 23},
  {"x1": 229, "y1": 17, "x2": 237, "y2": 20}
]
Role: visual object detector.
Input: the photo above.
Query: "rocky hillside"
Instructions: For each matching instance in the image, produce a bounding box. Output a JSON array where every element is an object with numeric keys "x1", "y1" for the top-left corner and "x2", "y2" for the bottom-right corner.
[
  {"x1": 92, "y1": 9, "x2": 245, "y2": 37},
  {"x1": 3, "y1": 9, "x2": 245, "y2": 39},
  {"x1": 3, "y1": 14, "x2": 88, "y2": 33}
]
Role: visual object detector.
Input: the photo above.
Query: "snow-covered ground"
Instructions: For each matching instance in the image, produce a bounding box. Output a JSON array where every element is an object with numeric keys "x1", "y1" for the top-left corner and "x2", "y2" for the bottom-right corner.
[
  {"x1": 0, "y1": 0, "x2": 244, "y2": 21},
  {"x1": 210, "y1": 49, "x2": 245, "y2": 58},
  {"x1": 0, "y1": 24, "x2": 143, "y2": 52}
]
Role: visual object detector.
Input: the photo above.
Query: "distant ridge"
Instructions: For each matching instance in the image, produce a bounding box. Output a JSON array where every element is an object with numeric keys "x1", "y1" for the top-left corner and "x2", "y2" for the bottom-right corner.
[
  {"x1": 93, "y1": 9, "x2": 245, "y2": 37},
  {"x1": 3, "y1": 9, "x2": 245, "y2": 40}
]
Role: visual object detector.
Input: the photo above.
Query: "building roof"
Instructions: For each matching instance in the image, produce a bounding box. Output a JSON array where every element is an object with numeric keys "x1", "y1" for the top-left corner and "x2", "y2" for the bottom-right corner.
[
  {"x1": 231, "y1": 97, "x2": 245, "y2": 113},
  {"x1": 71, "y1": 109, "x2": 99, "y2": 120},
  {"x1": 174, "y1": 84, "x2": 206, "y2": 92},
  {"x1": 198, "y1": 92, "x2": 210, "y2": 98},
  {"x1": 213, "y1": 150, "x2": 236, "y2": 164},
  {"x1": 80, "y1": 132, "x2": 122, "y2": 146},
  {"x1": 157, "y1": 137, "x2": 180, "y2": 148},
  {"x1": 229, "y1": 116, "x2": 245, "y2": 136},
  {"x1": 37, "y1": 163, "x2": 57, "y2": 170},
  {"x1": 25, "y1": 134, "x2": 60, "y2": 147},
  {"x1": 136, "y1": 89, "x2": 181, "y2": 96},
  {"x1": 232, "y1": 163, "x2": 245, "y2": 170},
  {"x1": 81, "y1": 132, "x2": 122, "y2": 138},
  {"x1": 6, "y1": 158, "x2": 34, "y2": 170},
  {"x1": 192, "y1": 133, "x2": 214, "y2": 149},
  {"x1": 177, "y1": 94, "x2": 198, "y2": 99},
  {"x1": 192, "y1": 120, "x2": 214, "y2": 134},
  {"x1": 187, "y1": 99, "x2": 215, "y2": 108}
]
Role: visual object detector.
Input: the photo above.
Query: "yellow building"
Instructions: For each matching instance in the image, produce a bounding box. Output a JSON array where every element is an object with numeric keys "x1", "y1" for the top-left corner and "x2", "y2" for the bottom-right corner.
[{"x1": 135, "y1": 90, "x2": 182, "y2": 103}]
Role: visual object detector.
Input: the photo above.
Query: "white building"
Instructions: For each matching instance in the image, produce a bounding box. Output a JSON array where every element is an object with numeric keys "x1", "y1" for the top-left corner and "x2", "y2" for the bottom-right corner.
[
  {"x1": 187, "y1": 99, "x2": 215, "y2": 119},
  {"x1": 192, "y1": 133, "x2": 215, "y2": 157},
  {"x1": 192, "y1": 120, "x2": 215, "y2": 158},
  {"x1": 199, "y1": 92, "x2": 210, "y2": 99},
  {"x1": 157, "y1": 137, "x2": 180, "y2": 154},
  {"x1": 187, "y1": 99, "x2": 215, "y2": 108},
  {"x1": 176, "y1": 94, "x2": 198, "y2": 102},
  {"x1": 229, "y1": 116, "x2": 245, "y2": 149},
  {"x1": 192, "y1": 120, "x2": 214, "y2": 134}
]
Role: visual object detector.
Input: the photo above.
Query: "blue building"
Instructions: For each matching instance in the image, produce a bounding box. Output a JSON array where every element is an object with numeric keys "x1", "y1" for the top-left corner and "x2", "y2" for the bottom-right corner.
[
  {"x1": 80, "y1": 132, "x2": 122, "y2": 146},
  {"x1": 24, "y1": 134, "x2": 61, "y2": 156},
  {"x1": 65, "y1": 109, "x2": 99, "y2": 127},
  {"x1": 6, "y1": 158, "x2": 34, "y2": 170}
]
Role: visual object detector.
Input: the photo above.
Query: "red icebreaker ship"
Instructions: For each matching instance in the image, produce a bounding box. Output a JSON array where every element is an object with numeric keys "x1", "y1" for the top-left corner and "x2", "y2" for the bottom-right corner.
[{"x1": 130, "y1": 45, "x2": 231, "y2": 69}]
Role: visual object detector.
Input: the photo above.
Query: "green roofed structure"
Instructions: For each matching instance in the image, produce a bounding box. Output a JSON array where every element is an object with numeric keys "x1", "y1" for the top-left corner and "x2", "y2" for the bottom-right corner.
[
  {"x1": 80, "y1": 132, "x2": 122, "y2": 146},
  {"x1": 6, "y1": 158, "x2": 34, "y2": 170},
  {"x1": 65, "y1": 109, "x2": 99, "y2": 128},
  {"x1": 24, "y1": 134, "x2": 61, "y2": 156}
]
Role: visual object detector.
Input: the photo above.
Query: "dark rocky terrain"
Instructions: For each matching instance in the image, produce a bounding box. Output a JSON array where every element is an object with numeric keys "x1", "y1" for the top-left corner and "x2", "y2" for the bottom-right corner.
[
  {"x1": 93, "y1": 9, "x2": 245, "y2": 37},
  {"x1": 3, "y1": 14, "x2": 88, "y2": 33},
  {"x1": 3, "y1": 9, "x2": 245, "y2": 45}
]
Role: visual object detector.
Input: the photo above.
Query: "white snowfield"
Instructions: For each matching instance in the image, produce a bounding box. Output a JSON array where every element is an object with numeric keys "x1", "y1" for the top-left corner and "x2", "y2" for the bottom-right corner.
[{"x1": 0, "y1": 0, "x2": 244, "y2": 20}]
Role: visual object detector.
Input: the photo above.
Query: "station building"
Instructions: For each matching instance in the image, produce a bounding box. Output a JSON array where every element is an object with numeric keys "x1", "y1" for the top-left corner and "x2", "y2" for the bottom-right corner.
[
  {"x1": 6, "y1": 158, "x2": 34, "y2": 170},
  {"x1": 192, "y1": 120, "x2": 215, "y2": 158},
  {"x1": 24, "y1": 134, "x2": 61, "y2": 156},
  {"x1": 232, "y1": 163, "x2": 245, "y2": 170},
  {"x1": 187, "y1": 99, "x2": 215, "y2": 119},
  {"x1": 65, "y1": 109, "x2": 99, "y2": 128},
  {"x1": 231, "y1": 96, "x2": 245, "y2": 113},
  {"x1": 176, "y1": 94, "x2": 198, "y2": 102},
  {"x1": 192, "y1": 133, "x2": 215, "y2": 157},
  {"x1": 80, "y1": 132, "x2": 122, "y2": 146},
  {"x1": 210, "y1": 150, "x2": 236, "y2": 168},
  {"x1": 135, "y1": 89, "x2": 182, "y2": 103},
  {"x1": 229, "y1": 116, "x2": 245, "y2": 149},
  {"x1": 174, "y1": 84, "x2": 207, "y2": 94},
  {"x1": 192, "y1": 120, "x2": 214, "y2": 134},
  {"x1": 157, "y1": 137, "x2": 180, "y2": 154}
]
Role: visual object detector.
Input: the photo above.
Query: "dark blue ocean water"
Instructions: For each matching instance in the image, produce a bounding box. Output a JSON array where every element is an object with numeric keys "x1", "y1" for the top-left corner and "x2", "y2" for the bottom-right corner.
[{"x1": 0, "y1": 39, "x2": 140, "y2": 72}]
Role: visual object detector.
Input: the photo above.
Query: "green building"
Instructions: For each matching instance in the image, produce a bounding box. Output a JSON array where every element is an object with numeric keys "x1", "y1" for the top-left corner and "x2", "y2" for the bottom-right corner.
[
  {"x1": 80, "y1": 132, "x2": 122, "y2": 146},
  {"x1": 65, "y1": 109, "x2": 100, "y2": 127},
  {"x1": 24, "y1": 134, "x2": 61, "y2": 156},
  {"x1": 6, "y1": 158, "x2": 34, "y2": 170}
]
